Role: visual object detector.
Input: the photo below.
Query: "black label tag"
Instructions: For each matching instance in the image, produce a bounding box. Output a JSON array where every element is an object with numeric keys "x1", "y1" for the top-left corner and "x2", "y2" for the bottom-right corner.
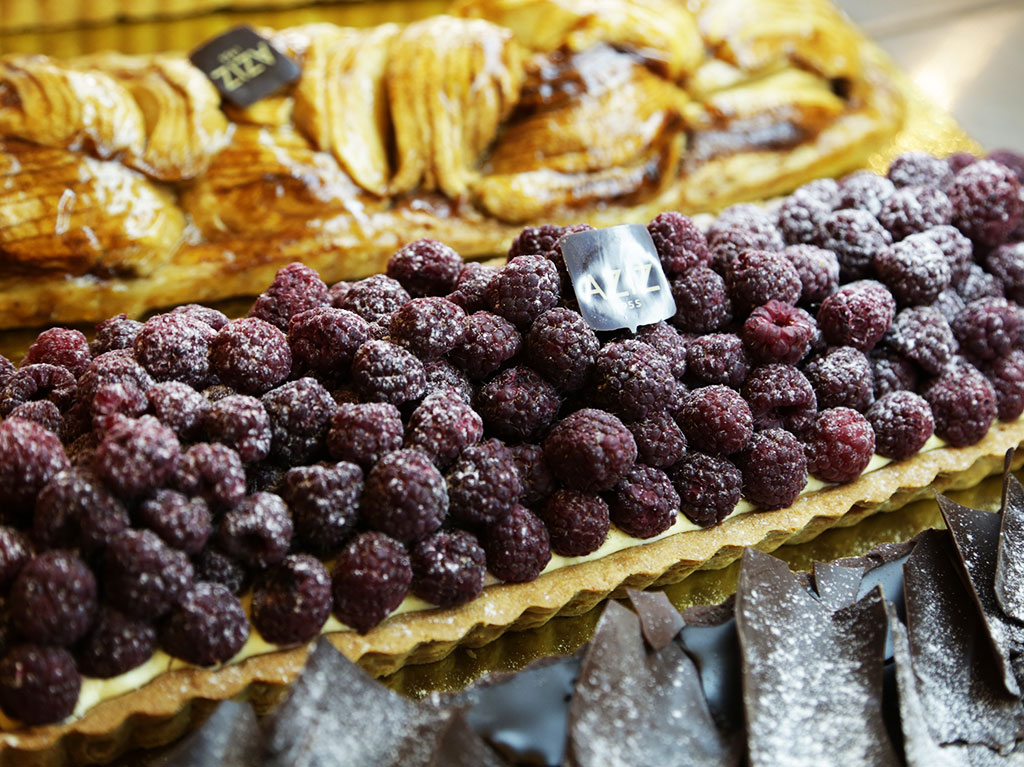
[
  {"x1": 561, "y1": 225, "x2": 676, "y2": 332},
  {"x1": 190, "y1": 26, "x2": 301, "y2": 108}
]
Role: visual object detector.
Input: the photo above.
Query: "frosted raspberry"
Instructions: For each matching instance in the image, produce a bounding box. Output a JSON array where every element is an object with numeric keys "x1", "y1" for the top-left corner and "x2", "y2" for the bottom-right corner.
[
  {"x1": 508, "y1": 224, "x2": 566, "y2": 260},
  {"x1": 159, "y1": 582, "x2": 248, "y2": 666},
  {"x1": 677, "y1": 386, "x2": 753, "y2": 455},
  {"x1": 526, "y1": 308, "x2": 599, "y2": 391},
  {"x1": 736, "y1": 429, "x2": 807, "y2": 509},
  {"x1": 93, "y1": 416, "x2": 180, "y2": 499},
  {"x1": 287, "y1": 306, "x2": 370, "y2": 377},
  {"x1": 956, "y1": 263, "x2": 1004, "y2": 303},
  {"x1": 817, "y1": 280, "x2": 896, "y2": 352},
  {"x1": 192, "y1": 548, "x2": 249, "y2": 596},
  {"x1": 134, "y1": 313, "x2": 216, "y2": 388},
  {"x1": 635, "y1": 322, "x2": 688, "y2": 379},
  {"x1": 487, "y1": 255, "x2": 561, "y2": 328},
  {"x1": 985, "y1": 350, "x2": 1024, "y2": 420},
  {"x1": 628, "y1": 411, "x2": 687, "y2": 468},
  {"x1": 8, "y1": 400, "x2": 63, "y2": 437},
  {"x1": 147, "y1": 381, "x2": 209, "y2": 441},
  {"x1": 476, "y1": 367, "x2": 561, "y2": 441},
  {"x1": 670, "y1": 267, "x2": 732, "y2": 333},
  {"x1": 23, "y1": 328, "x2": 91, "y2": 379},
  {"x1": 326, "y1": 402, "x2": 404, "y2": 468},
  {"x1": 686, "y1": 333, "x2": 750, "y2": 388},
  {"x1": 485, "y1": 504, "x2": 551, "y2": 583},
  {"x1": 741, "y1": 364, "x2": 817, "y2": 433},
  {"x1": 887, "y1": 151, "x2": 954, "y2": 189},
  {"x1": 781, "y1": 244, "x2": 840, "y2": 304},
  {"x1": 249, "y1": 262, "x2": 329, "y2": 330},
  {"x1": 669, "y1": 452, "x2": 741, "y2": 527},
  {"x1": 647, "y1": 212, "x2": 711, "y2": 275},
  {"x1": 707, "y1": 219, "x2": 784, "y2": 273},
  {"x1": 404, "y1": 391, "x2": 483, "y2": 468},
  {"x1": 362, "y1": 450, "x2": 448, "y2": 542},
  {"x1": 542, "y1": 490, "x2": 610, "y2": 556},
  {"x1": 136, "y1": 489, "x2": 212, "y2": 554},
  {"x1": 448, "y1": 262, "x2": 499, "y2": 314},
  {"x1": 262, "y1": 378, "x2": 335, "y2": 464},
  {"x1": 449, "y1": 311, "x2": 522, "y2": 380},
  {"x1": 0, "y1": 364, "x2": 76, "y2": 417},
  {"x1": 336, "y1": 274, "x2": 411, "y2": 323},
  {"x1": 916, "y1": 225, "x2": 973, "y2": 284},
  {"x1": 205, "y1": 394, "x2": 272, "y2": 463},
  {"x1": 0, "y1": 527, "x2": 29, "y2": 589},
  {"x1": 210, "y1": 318, "x2": 291, "y2": 395},
  {"x1": 34, "y1": 467, "x2": 129, "y2": 552},
  {"x1": 544, "y1": 409, "x2": 636, "y2": 492},
  {"x1": 837, "y1": 170, "x2": 895, "y2": 217},
  {"x1": 952, "y1": 297, "x2": 1022, "y2": 361},
  {"x1": 816, "y1": 209, "x2": 892, "y2": 280},
  {"x1": 388, "y1": 297, "x2": 466, "y2": 362},
  {"x1": 878, "y1": 186, "x2": 952, "y2": 240},
  {"x1": 170, "y1": 303, "x2": 229, "y2": 330},
  {"x1": 280, "y1": 462, "x2": 362, "y2": 556},
  {"x1": 884, "y1": 306, "x2": 957, "y2": 374},
  {"x1": 948, "y1": 152, "x2": 979, "y2": 175},
  {"x1": 351, "y1": 339, "x2": 426, "y2": 406},
  {"x1": 607, "y1": 464, "x2": 679, "y2": 539},
  {"x1": 778, "y1": 187, "x2": 834, "y2": 245},
  {"x1": 989, "y1": 150, "x2": 1024, "y2": 181},
  {"x1": 948, "y1": 159, "x2": 1024, "y2": 246},
  {"x1": 801, "y1": 346, "x2": 874, "y2": 411},
  {"x1": 11, "y1": 551, "x2": 96, "y2": 646},
  {"x1": 90, "y1": 314, "x2": 143, "y2": 356},
  {"x1": 387, "y1": 239, "x2": 463, "y2": 297},
  {"x1": 75, "y1": 607, "x2": 156, "y2": 679},
  {"x1": 724, "y1": 249, "x2": 801, "y2": 313},
  {"x1": 590, "y1": 340, "x2": 675, "y2": 421},
  {"x1": 77, "y1": 350, "x2": 153, "y2": 408},
  {"x1": 0, "y1": 645, "x2": 80, "y2": 725},
  {"x1": 104, "y1": 529, "x2": 194, "y2": 618},
  {"x1": 90, "y1": 380, "x2": 147, "y2": 432},
  {"x1": 866, "y1": 391, "x2": 935, "y2": 460},
  {"x1": 742, "y1": 300, "x2": 815, "y2": 364},
  {"x1": 804, "y1": 408, "x2": 875, "y2": 483},
  {"x1": 509, "y1": 442, "x2": 556, "y2": 506},
  {"x1": 933, "y1": 288, "x2": 967, "y2": 325},
  {"x1": 923, "y1": 363, "x2": 997, "y2": 446},
  {"x1": 410, "y1": 530, "x2": 486, "y2": 607},
  {"x1": 447, "y1": 439, "x2": 522, "y2": 527},
  {"x1": 985, "y1": 243, "x2": 1024, "y2": 303},
  {"x1": 871, "y1": 349, "x2": 918, "y2": 398},
  {"x1": 332, "y1": 532, "x2": 411, "y2": 634},
  {"x1": 172, "y1": 442, "x2": 246, "y2": 511},
  {"x1": 422, "y1": 359, "x2": 474, "y2": 404},
  {"x1": 252, "y1": 554, "x2": 332, "y2": 645},
  {"x1": 874, "y1": 237, "x2": 951, "y2": 306},
  {"x1": 218, "y1": 492, "x2": 293, "y2": 568}
]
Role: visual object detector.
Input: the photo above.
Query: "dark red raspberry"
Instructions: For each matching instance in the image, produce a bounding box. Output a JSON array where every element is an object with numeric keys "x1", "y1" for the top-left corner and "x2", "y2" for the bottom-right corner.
[
  {"x1": 676, "y1": 386, "x2": 753, "y2": 455},
  {"x1": 332, "y1": 532, "x2": 411, "y2": 634},
  {"x1": 386, "y1": 297, "x2": 467, "y2": 363},
  {"x1": 590, "y1": 340, "x2": 675, "y2": 421},
  {"x1": 90, "y1": 314, "x2": 143, "y2": 356},
  {"x1": 804, "y1": 407, "x2": 875, "y2": 483},
  {"x1": 669, "y1": 452, "x2": 742, "y2": 527},
  {"x1": 778, "y1": 187, "x2": 835, "y2": 245},
  {"x1": 487, "y1": 255, "x2": 561, "y2": 328},
  {"x1": 686, "y1": 333, "x2": 750, "y2": 388},
  {"x1": 988, "y1": 150, "x2": 1024, "y2": 181},
  {"x1": 742, "y1": 300, "x2": 815, "y2": 365},
  {"x1": 509, "y1": 224, "x2": 567, "y2": 260},
  {"x1": 93, "y1": 415, "x2": 180, "y2": 499},
  {"x1": 326, "y1": 402, "x2": 403, "y2": 469},
  {"x1": 134, "y1": 313, "x2": 216, "y2": 388},
  {"x1": 34, "y1": 467, "x2": 129, "y2": 552},
  {"x1": 422, "y1": 359, "x2": 474, "y2": 403},
  {"x1": 887, "y1": 151, "x2": 954, "y2": 189},
  {"x1": 647, "y1": 211, "x2": 711, "y2": 276},
  {"x1": 628, "y1": 411, "x2": 687, "y2": 469},
  {"x1": 485, "y1": 504, "x2": 551, "y2": 583},
  {"x1": 741, "y1": 364, "x2": 818, "y2": 433},
  {"x1": 336, "y1": 274, "x2": 411, "y2": 323},
  {"x1": 709, "y1": 202, "x2": 776, "y2": 235},
  {"x1": 948, "y1": 159, "x2": 1024, "y2": 246},
  {"x1": 544, "y1": 408, "x2": 636, "y2": 492},
  {"x1": 818, "y1": 280, "x2": 896, "y2": 352},
  {"x1": 781, "y1": 244, "x2": 840, "y2": 305},
  {"x1": 448, "y1": 262, "x2": 499, "y2": 314},
  {"x1": 724, "y1": 249, "x2": 801, "y2": 313},
  {"x1": 170, "y1": 303, "x2": 229, "y2": 330},
  {"x1": 542, "y1": 223, "x2": 594, "y2": 295},
  {"x1": 90, "y1": 380, "x2": 148, "y2": 432},
  {"x1": 249, "y1": 262, "x2": 329, "y2": 330},
  {"x1": 735, "y1": 429, "x2": 807, "y2": 510},
  {"x1": 877, "y1": 186, "x2": 952, "y2": 241},
  {"x1": 985, "y1": 349, "x2": 1024, "y2": 420},
  {"x1": 147, "y1": 381, "x2": 209, "y2": 441},
  {"x1": 634, "y1": 322, "x2": 688, "y2": 380},
  {"x1": 707, "y1": 220, "x2": 784, "y2": 273},
  {"x1": 251, "y1": 554, "x2": 331, "y2": 645},
  {"x1": 77, "y1": 349, "x2": 152, "y2": 406},
  {"x1": 75, "y1": 606, "x2": 156, "y2": 679},
  {"x1": 883, "y1": 306, "x2": 957, "y2": 374},
  {"x1": 538, "y1": 490, "x2": 611, "y2": 565},
  {"x1": 8, "y1": 400, "x2": 63, "y2": 436},
  {"x1": 23, "y1": 328, "x2": 91, "y2": 379},
  {"x1": 956, "y1": 263, "x2": 1004, "y2": 303},
  {"x1": 204, "y1": 394, "x2": 272, "y2": 464},
  {"x1": 508, "y1": 442, "x2": 556, "y2": 507},
  {"x1": 801, "y1": 346, "x2": 874, "y2": 411},
  {"x1": 137, "y1": 489, "x2": 212, "y2": 554},
  {"x1": 192, "y1": 548, "x2": 249, "y2": 596},
  {"x1": 329, "y1": 281, "x2": 353, "y2": 308},
  {"x1": 933, "y1": 288, "x2": 967, "y2": 325},
  {"x1": 280, "y1": 462, "x2": 362, "y2": 556},
  {"x1": 837, "y1": 170, "x2": 896, "y2": 216},
  {"x1": 916, "y1": 225, "x2": 973, "y2": 284},
  {"x1": 475, "y1": 366, "x2": 561, "y2": 441},
  {"x1": 217, "y1": 493, "x2": 293, "y2": 569},
  {"x1": 159, "y1": 582, "x2": 249, "y2": 666},
  {"x1": 874, "y1": 237, "x2": 951, "y2": 306},
  {"x1": 871, "y1": 348, "x2": 918, "y2": 398},
  {"x1": 351, "y1": 339, "x2": 426, "y2": 406},
  {"x1": 449, "y1": 311, "x2": 522, "y2": 380},
  {"x1": 446, "y1": 439, "x2": 522, "y2": 527},
  {"x1": 0, "y1": 527, "x2": 30, "y2": 590},
  {"x1": 261, "y1": 378, "x2": 335, "y2": 465},
  {"x1": 0, "y1": 354, "x2": 12, "y2": 390},
  {"x1": 607, "y1": 464, "x2": 679, "y2": 539},
  {"x1": 404, "y1": 391, "x2": 483, "y2": 468},
  {"x1": 952, "y1": 297, "x2": 1022, "y2": 361},
  {"x1": 287, "y1": 306, "x2": 370, "y2": 377},
  {"x1": 0, "y1": 645, "x2": 80, "y2": 725},
  {"x1": 816, "y1": 209, "x2": 893, "y2": 280},
  {"x1": 0, "y1": 363, "x2": 76, "y2": 417},
  {"x1": 866, "y1": 391, "x2": 935, "y2": 460},
  {"x1": 670, "y1": 267, "x2": 733, "y2": 333},
  {"x1": 105, "y1": 529, "x2": 194, "y2": 618},
  {"x1": 361, "y1": 450, "x2": 448, "y2": 542},
  {"x1": 387, "y1": 239, "x2": 463, "y2": 297},
  {"x1": 171, "y1": 442, "x2": 246, "y2": 511},
  {"x1": 10, "y1": 551, "x2": 96, "y2": 646},
  {"x1": 410, "y1": 529, "x2": 486, "y2": 607},
  {"x1": 923, "y1": 363, "x2": 997, "y2": 446},
  {"x1": 210, "y1": 318, "x2": 292, "y2": 396},
  {"x1": 526, "y1": 308, "x2": 599, "y2": 391},
  {"x1": 985, "y1": 243, "x2": 1024, "y2": 303},
  {"x1": 949, "y1": 152, "x2": 979, "y2": 174}
]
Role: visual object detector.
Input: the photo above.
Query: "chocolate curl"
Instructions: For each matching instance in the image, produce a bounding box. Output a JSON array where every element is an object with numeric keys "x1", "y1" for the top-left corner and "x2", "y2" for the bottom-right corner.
[{"x1": 812, "y1": 560, "x2": 866, "y2": 610}]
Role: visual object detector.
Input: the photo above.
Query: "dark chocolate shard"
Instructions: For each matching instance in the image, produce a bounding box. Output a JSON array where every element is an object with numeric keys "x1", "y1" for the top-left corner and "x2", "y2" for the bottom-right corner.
[
  {"x1": 813, "y1": 560, "x2": 866, "y2": 610},
  {"x1": 430, "y1": 711, "x2": 508, "y2": 767},
  {"x1": 902, "y1": 529, "x2": 1024, "y2": 751},
  {"x1": 626, "y1": 588, "x2": 684, "y2": 650},
  {"x1": 566, "y1": 600, "x2": 739, "y2": 767},
  {"x1": 937, "y1": 490, "x2": 1024, "y2": 697},
  {"x1": 145, "y1": 700, "x2": 261, "y2": 767},
  {"x1": 997, "y1": 473, "x2": 1024, "y2": 623},
  {"x1": 734, "y1": 548, "x2": 899, "y2": 767},
  {"x1": 679, "y1": 598, "x2": 742, "y2": 731}
]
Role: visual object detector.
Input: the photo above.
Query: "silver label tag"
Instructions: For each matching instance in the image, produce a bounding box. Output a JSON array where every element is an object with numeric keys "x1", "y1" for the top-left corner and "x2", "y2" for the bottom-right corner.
[{"x1": 560, "y1": 225, "x2": 676, "y2": 333}]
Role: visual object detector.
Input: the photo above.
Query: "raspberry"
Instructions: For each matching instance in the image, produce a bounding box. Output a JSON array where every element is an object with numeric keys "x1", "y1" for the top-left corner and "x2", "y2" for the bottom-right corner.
[
  {"x1": 525, "y1": 308, "x2": 599, "y2": 391},
  {"x1": 544, "y1": 409, "x2": 636, "y2": 492},
  {"x1": 487, "y1": 255, "x2": 561, "y2": 328},
  {"x1": 916, "y1": 225, "x2": 973, "y2": 284},
  {"x1": 607, "y1": 464, "x2": 679, "y2": 539},
  {"x1": 251, "y1": 554, "x2": 332, "y2": 645},
  {"x1": 8, "y1": 400, "x2": 63, "y2": 437},
  {"x1": 22, "y1": 328, "x2": 91, "y2": 379},
  {"x1": 192, "y1": 548, "x2": 249, "y2": 596},
  {"x1": 804, "y1": 408, "x2": 875, "y2": 483},
  {"x1": 647, "y1": 211, "x2": 711, "y2": 276},
  {"x1": 90, "y1": 314, "x2": 142, "y2": 356},
  {"x1": 933, "y1": 288, "x2": 967, "y2": 325},
  {"x1": 405, "y1": 391, "x2": 483, "y2": 468},
  {"x1": 987, "y1": 350, "x2": 1024, "y2": 420},
  {"x1": 93, "y1": 415, "x2": 180, "y2": 499},
  {"x1": 707, "y1": 220, "x2": 784, "y2": 274},
  {"x1": 261, "y1": 378, "x2": 335, "y2": 464},
  {"x1": 10, "y1": 551, "x2": 96, "y2": 646},
  {"x1": 0, "y1": 527, "x2": 29, "y2": 590},
  {"x1": 923, "y1": 363, "x2": 997, "y2": 446},
  {"x1": 485, "y1": 504, "x2": 551, "y2": 583},
  {"x1": 508, "y1": 442, "x2": 556, "y2": 506},
  {"x1": 137, "y1": 489, "x2": 212, "y2": 554},
  {"x1": 670, "y1": 267, "x2": 733, "y2": 333},
  {"x1": 78, "y1": 350, "x2": 153, "y2": 406},
  {"x1": 686, "y1": 333, "x2": 749, "y2": 388},
  {"x1": 34, "y1": 468, "x2": 130, "y2": 552},
  {"x1": 159, "y1": 582, "x2": 249, "y2": 666},
  {"x1": 948, "y1": 152, "x2": 979, "y2": 175},
  {"x1": 218, "y1": 493, "x2": 293, "y2": 569},
  {"x1": 448, "y1": 311, "x2": 522, "y2": 380},
  {"x1": 989, "y1": 150, "x2": 1024, "y2": 181},
  {"x1": 781, "y1": 244, "x2": 840, "y2": 305},
  {"x1": 801, "y1": 346, "x2": 874, "y2": 411},
  {"x1": 837, "y1": 170, "x2": 896, "y2": 216},
  {"x1": 817, "y1": 280, "x2": 896, "y2": 352},
  {"x1": 0, "y1": 354, "x2": 13, "y2": 391},
  {"x1": 741, "y1": 364, "x2": 818, "y2": 433},
  {"x1": 985, "y1": 243, "x2": 1024, "y2": 303},
  {"x1": 328, "y1": 281, "x2": 353, "y2": 308},
  {"x1": 669, "y1": 452, "x2": 742, "y2": 527},
  {"x1": 509, "y1": 224, "x2": 567, "y2": 260},
  {"x1": 0, "y1": 363, "x2": 76, "y2": 417},
  {"x1": 410, "y1": 530, "x2": 486, "y2": 607},
  {"x1": 422, "y1": 360, "x2": 474, "y2": 404},
  {"x1": 948, "y1": 159, "x2": 1024, "y2": 246},
  {"x1": 870, "y1": 349, "x2": 918, "y2": 398},
  {"x1": 170, "y1": 303, "x2": 229, "y2": 330},
  {"x1": 866, "y1": 391, "x2": 935, "y2": 460},
  {"x1": 147, "y1": 381, "x2": 209, "y2": 441},
  {"x1": 677, "y1": 385, "x2": 753, "y2": 456},
  {"x1": 210, "y1": 318, "x2": 292, "y2": 396},
  {"x1": 75, "y1": 607, "x2": 156, "y2": 679},
  {"x1": 105, "y1": 529, "x2": 194, "y2": 618},
  {"x1": 542, "y1": 224, "x2": 594, "y2": 294},
  {"x1": 332, "y1": 532, "x2": 411, "y2": 634},
  {"x1": 387, "y1": 297, "x2": 467, "y2": 363},
  {"x1": 204, "y1": 394, "x2": 272, "y2": 463},
  {"x1": 816, "y1": 209, "x2": 893, "y2": 280},
  {"x1": 336, "y1": 274, "x2": 411, "y2": 323},
  {"x1": 361, "y1": 450, "x2": 448, "y2": 542},
  {"x1": 542, "y1": 488, "x2": 611, "y2": 558},
  {"x1": 326, "y1": 402, "x2": 403, "y2": 469},
  {"x1": 0, "y1": 645, "x2": 80, "y2": 725},
  {"x1": 475, "y1": 366, "x2": 561, "y2": 441},
  {"x1": 448, "y1": 262, "x2": 499, "y2": 314},
  {"x1": 778, "y1": 188, "x2": 834, "y2": 245},
  {"x1": 351, "y1": 340, "x2": 426, "y2": 406},
  {"x1": 90, "y1": 380, "x2": 148, "y2": 432},
  {"x1": 387, "y1": 239, "x2": 463, "y2": 297},
  {"x1": 628, "y1": 411, "x2": 687, "y2": 469},
  {"x1": 724, "y1": 249, "x2": 801, "y2": 313},
  {"x1": 952, "y1": 297, "x2": 1022, "y2": 361},
  {"x1": 883, "y1": 306, "x2": 957, "y2": 374},
  {"x1": 710, "y1": 202, "x2": 775, "y2": 233},
  {"x1": 447, "y1": 439, "x2": 522, "y2": 527},
  {"x1": 742, "y1": 300, "x2": 815, "y2": 365},
  {"x1": 249, "y1": 262, "x2": 329, "y2": 330},
  {"x1": 287, "y1": 306, "x2": 370, "y2": 377},
  {"x1": 634, "y1": 322, "x2": 688, "y2": 379},
  {"x1": 887, "y1": 151, "x2": 954, "y2": 189},
  {"x1": 878, "y1": 186, "x2": 952, "y2": 241},
  {"x1": 956, "y1": 263, "x2": 1004, "y2": 303},
  {"x1": 590, "y1": 340, "x2": 675, "y2": 421},
  {"x1": 172, "y1": 443, "x2": 243, "y2": 512},
  {"x1": 280, "y1": 462, "x2": 361, "y2": 556},
  {"x1": 874, "y1": 237, "x2": 951, "y2": 306},
  {"x1": 735, "y1": 429, "x2": 807, "y2": 509},
  {"x1": 134, "y1": 313, "x2": 216, "y2": 388}
]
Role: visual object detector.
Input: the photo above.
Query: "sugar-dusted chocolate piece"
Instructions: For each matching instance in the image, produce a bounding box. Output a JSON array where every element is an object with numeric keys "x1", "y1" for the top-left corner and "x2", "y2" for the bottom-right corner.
[
  {"x1": 145, "y1": 700, "x2": 260, "y2": 767},
  {"x1": 734, "y1": 548, "x2": 898, "y2": 767},
  {"x1": 812, "y1": 560, "x2": 866, "y2": 610},
  {"x1": 678, "y1": 599, "x2": 742, "y2": 731},
  {"x1": 996, "y1": 473, "x2": 1024, "y2": 623},
  {"x1": 431, "y1": 711, "x2": 508, "y2": 767},
  {"x1": 626, "y1": 588, "x2": 684, "y2": 650},
  {"x1": 566, "y1": 600, "x2": 738, "y2": 767}
]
